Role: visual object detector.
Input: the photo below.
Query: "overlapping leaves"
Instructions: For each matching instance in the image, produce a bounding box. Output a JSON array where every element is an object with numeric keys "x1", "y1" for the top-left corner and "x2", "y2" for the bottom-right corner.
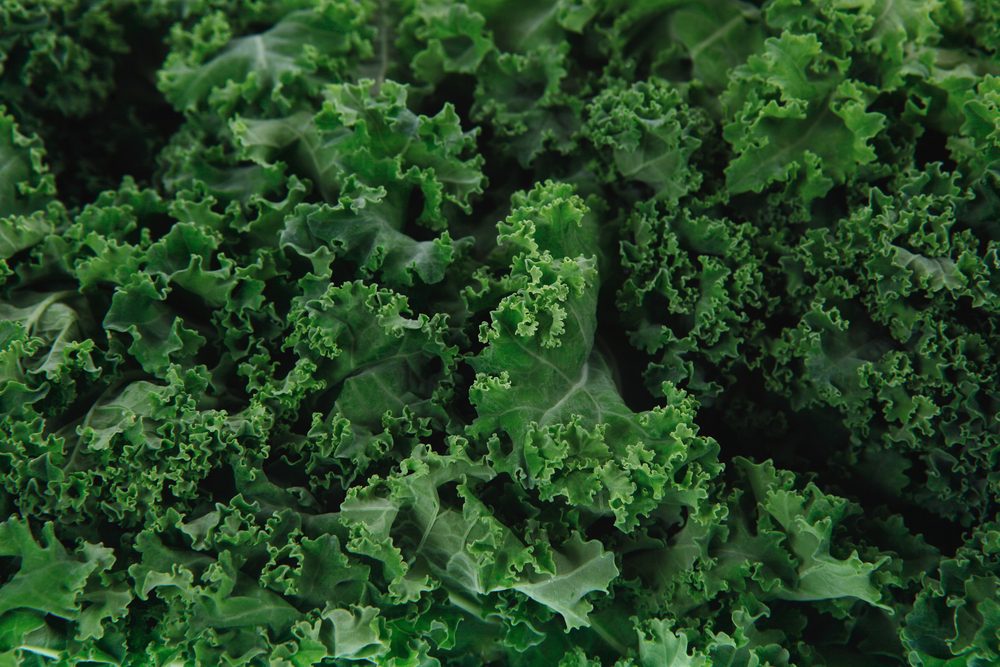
[{"x1": 0, "y1": 0, "x2": 997, "y2": 666}]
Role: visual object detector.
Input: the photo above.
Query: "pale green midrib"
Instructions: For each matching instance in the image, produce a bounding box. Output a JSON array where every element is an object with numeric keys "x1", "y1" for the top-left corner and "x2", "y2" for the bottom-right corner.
[{"x1": 688, "y1": 14, "x2": 746, "y2": 60}]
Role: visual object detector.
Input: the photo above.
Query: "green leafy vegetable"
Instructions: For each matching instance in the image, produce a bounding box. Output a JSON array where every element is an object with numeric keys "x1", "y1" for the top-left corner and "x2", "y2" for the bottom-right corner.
[{"x1": 0, "y1": 1, "x2": 997, "y2": 665}]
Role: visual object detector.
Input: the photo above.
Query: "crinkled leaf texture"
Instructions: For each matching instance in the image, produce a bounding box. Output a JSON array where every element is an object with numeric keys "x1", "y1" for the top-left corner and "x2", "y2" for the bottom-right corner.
[
  {"x1": 0, "y1": 1, "x2": 997, "y2": 666},
  {"x1": 469, "y1": 182, "x2": 721, "y2": 531}
]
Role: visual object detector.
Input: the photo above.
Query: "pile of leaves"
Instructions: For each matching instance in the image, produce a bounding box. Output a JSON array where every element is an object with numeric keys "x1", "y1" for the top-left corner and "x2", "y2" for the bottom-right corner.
[{"x1": 1, "y1": 0, "x2": 998, "y2": 664}]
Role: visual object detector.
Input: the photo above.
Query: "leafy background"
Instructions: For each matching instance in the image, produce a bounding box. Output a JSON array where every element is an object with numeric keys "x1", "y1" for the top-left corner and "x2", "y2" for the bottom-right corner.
[{"x1": 0, "y1": 0, "x2": 997, "y2": 665}]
